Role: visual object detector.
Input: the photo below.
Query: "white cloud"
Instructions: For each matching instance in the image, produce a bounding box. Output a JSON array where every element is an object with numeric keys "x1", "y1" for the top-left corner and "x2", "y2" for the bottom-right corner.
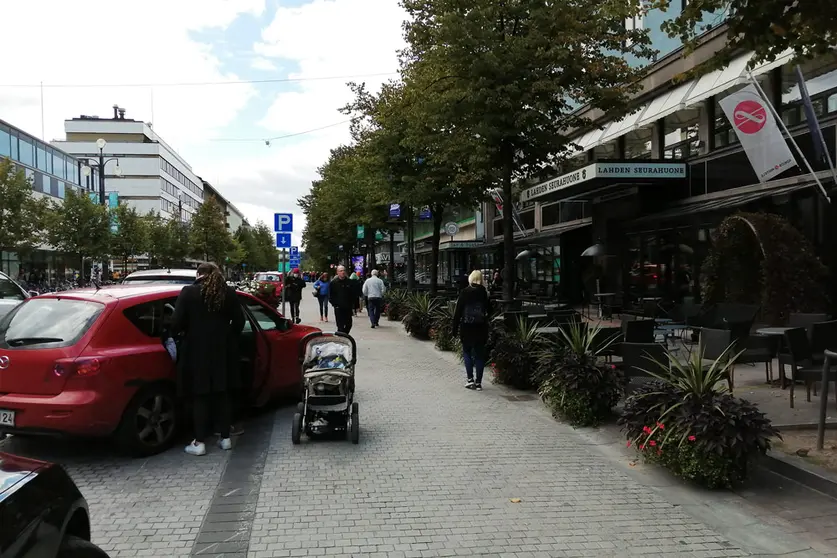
[
  {"x1": 0, "y1": 0, "x2": 264, "y2": 148},
  {"x1": 251, "y1": 57, "x2": 278, "y2": 71}
]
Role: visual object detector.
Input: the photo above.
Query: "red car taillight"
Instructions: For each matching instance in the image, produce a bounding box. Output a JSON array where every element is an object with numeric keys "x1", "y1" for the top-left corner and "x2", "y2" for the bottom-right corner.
[{"x1": 53, "y1": 357, "x2": 103, "y2": 378}]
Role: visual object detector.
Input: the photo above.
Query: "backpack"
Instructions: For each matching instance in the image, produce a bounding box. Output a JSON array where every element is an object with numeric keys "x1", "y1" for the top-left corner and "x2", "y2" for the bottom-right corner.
[{"x1": 461, "y1": 300, "x2": 486, "y2": 325}]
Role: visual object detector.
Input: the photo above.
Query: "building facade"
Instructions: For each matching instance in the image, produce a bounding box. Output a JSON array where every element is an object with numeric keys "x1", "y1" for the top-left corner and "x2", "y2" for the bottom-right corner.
[
  {"x1": 52, "y1": 105, "x2": 203, "y2": 223},
  {"x1": 0, "y1": 119, "x2": 98, "y2": 281},
  {"x1": 201, "y1": 179, "x2": 248, "y2": 233}
]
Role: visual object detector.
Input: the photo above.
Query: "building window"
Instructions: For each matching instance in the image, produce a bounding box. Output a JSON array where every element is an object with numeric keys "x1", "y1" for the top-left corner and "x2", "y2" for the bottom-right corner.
[
  {"x1": 624, "y1": 126, "x2": 653, "y2": 159},
  {"x1": 53, "y1": 153, "x2": 66, "y2": 180},
  {"x1": 19, "y1": 138, "x2": 33, "y2": 166},
  {"x1": 593, "y1": 140, "x2": 619, "y2": 160},
  {"x1": 36, "y1": 146, "x2": 47, "y2": 172},
  {"x1": 664, "y1": 106, "x2": 701, "y2": 160},
  {"x1": 10, "y1": 132, "x2": 18, "y2": 161},
  {"x1": 624, "y1": 13, "x2": 643, "y2": 46},
  {"x1": 781, "y1": 52, "x2": 837, "y2": 126},
  {"x1": 0, "y1": 126, "x2": 10, "y2": 158}
]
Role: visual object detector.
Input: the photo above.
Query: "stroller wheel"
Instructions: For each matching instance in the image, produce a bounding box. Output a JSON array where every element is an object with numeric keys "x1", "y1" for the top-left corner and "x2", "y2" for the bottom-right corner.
[
  {"x1": 292, "y1": 412, "x2": 303, "y2": 445},
  {"x1": 350, "y1": 403, "x2": 359, "y2": 444},
  {"x1": 296, "y1": 402, "x2": 304, "y2": 414}
]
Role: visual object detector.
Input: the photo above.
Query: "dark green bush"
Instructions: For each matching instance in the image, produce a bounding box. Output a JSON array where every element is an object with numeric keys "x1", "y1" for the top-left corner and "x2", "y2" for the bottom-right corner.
[
  {"x1": 430, "y1": 301, "x2": 459, "y2": 352},
  {"x1": 489, "y1": 317, "x2": 543, "y2": 389},
  {"x1": 402, "y1": 292, "x2": 440, "y2": 339},
  {"x1": 384, "y1": 289, "x2": 408, "y2": 321}
]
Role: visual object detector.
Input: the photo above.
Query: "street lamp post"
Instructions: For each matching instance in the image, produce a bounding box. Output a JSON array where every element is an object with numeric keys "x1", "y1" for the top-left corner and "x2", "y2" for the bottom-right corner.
[{"x1": 81, "y1": 138, "x2": 122, "y2": 206}]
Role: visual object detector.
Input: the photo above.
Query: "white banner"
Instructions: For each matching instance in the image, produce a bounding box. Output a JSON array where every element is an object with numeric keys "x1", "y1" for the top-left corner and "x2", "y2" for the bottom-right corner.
[{"x1": 718, "y1": 84, "x2": 796, "y2": 182}]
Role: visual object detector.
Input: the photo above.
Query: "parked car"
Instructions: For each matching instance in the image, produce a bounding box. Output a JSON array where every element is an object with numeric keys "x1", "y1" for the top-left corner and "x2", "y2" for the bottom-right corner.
[
  {"x1": 0, "y1": 452, "x2": 109, "y2": 557},
  {"x1": 0, "y1": 284, "x2": 319, "y2": 456},
  {"x1": 121, "y1": 268, "x2": 196, "y2": 285},
  {"x1": 0, "y1": 272, "x2": 35, "y2": 321}
]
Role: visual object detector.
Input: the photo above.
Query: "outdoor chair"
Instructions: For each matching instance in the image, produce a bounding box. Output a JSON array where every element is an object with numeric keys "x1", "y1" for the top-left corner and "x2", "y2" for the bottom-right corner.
[
  {"x1": 789, "y1": 312, "x2": 829, "y2": 341},
  {"x1": 617, "y1": 342, "x2": 667, "y2": 380},
  {"x1": 725, "y1": 320, "x2": 774, "y2": 383},
  {"x1": 623, "y1": 318, "x2": 655, "y2": 344},
  {"x1": 811, "y1": 320, "x2": 837, "y2": 363},
  {"x1": 699, "y1": 328, "x2": 735, "y2": 392},
  {"x1": 781, "y1": 327, "x2": 836, "y2": 408},
  {"x1": 592, "y1": 326, "x2": 623, "y2": 362}
]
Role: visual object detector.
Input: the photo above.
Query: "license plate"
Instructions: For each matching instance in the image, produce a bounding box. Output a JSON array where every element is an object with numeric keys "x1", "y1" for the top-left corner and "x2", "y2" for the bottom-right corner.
[{"x1": 0, "y1": 409, "x2": 15, "y2": 427}]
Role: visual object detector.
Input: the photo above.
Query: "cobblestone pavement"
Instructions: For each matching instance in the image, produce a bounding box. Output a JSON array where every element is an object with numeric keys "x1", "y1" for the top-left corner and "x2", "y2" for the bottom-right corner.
[{"x1": 2, "y1": 293, "x2": 837, "y2": 558}]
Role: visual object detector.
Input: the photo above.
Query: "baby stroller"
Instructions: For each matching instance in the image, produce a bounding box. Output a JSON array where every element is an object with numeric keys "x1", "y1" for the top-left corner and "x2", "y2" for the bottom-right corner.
[{"x1": 294, "y1": 331, "x2": 358, "y2": 444}]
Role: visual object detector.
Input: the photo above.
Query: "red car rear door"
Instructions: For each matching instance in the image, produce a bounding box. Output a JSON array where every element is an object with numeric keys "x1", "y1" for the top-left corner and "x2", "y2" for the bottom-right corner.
[{"x1": 238, "y1": 295, "x2": 300, "y2": 404}]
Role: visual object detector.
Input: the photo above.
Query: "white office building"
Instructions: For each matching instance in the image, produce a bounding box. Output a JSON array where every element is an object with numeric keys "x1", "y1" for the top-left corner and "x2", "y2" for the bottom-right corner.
[{"x1": 53, "y1": 105, "x2": 203, "y2": 222}]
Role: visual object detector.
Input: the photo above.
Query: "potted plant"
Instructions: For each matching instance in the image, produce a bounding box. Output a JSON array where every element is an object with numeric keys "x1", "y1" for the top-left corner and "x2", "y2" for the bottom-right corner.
[
  {"x1": 431, "y1": 301, "x2": 460, "y2": 352},
  {"x1": 489, "y1": 316, "x2": 544, "y2": 389},
  {"x1": 384, "y1": 289, "x2": 408, "y2": 321},
  {"x1": 537, "y1": 322, "x2": 625, "y2": 426},
  {"x1": 619, "y1": 343, "x2": 780, "y2": 488},
  {"x1": 402, "y1": 292, "x2": 440, "y2": 339}
]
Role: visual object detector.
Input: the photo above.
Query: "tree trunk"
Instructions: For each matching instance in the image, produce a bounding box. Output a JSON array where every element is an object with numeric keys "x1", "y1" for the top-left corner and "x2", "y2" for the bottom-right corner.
[
  {"x1": 406, "y1": 205, "x2": 416, "y2": 291},
  {"x1": 502, "y1": 147, "x2": 516, "y2": 303},
  {"x1": 388, "y1": 230, "x2": 396, "y2": 284},
  {"x1": 363, "y1": 225, "x2": 375, "y2": 274},
  {"x1": 429, "y1": 204, "x2": 444, "y2": 295}
]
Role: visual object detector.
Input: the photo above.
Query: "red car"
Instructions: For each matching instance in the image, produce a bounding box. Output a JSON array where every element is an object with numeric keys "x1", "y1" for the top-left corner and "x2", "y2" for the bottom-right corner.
[{"x1": 0, "y1": 284, "x2": 319, "y2": 456}]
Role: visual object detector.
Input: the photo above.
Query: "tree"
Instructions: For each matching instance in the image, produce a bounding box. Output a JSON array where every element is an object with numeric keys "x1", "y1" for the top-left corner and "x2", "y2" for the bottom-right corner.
[
  {"x1": 45, "y1": 189, "x2": 110, "y2": 280},
  {"x1": 144, "y1": 212, "x2": 189, "y2": 268},
  {"x1": 401, "y1": 0, "x2": 653, "y2": 301},
  {"x1": 144, "y1": 212, "x2": 168, "y2": 267},
  {"x1": 652, "y1": 0, "x2": 837, "y2": 71},
  {"x1": 189, "y1": 195, "x2": 231, "y2": 263},
  {"x1": 0, "y1": 158, "x2": 49, "y2": 254},
  {"x1": 111, "y1": 203, "x2": 148, "y2": 273}
]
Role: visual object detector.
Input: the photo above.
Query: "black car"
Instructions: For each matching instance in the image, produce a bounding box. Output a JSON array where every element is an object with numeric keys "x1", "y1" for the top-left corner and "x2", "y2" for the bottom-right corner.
[{"x1": 0, "y1": 452, "x2": 109, "y2": 557}]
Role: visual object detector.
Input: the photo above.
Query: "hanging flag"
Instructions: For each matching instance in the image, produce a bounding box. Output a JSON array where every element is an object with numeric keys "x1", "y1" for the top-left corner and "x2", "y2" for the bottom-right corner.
[
  {"x1": 796, "y1": 65, "x2": 834, "y2": 170},
  {"x1": 719, "y1": 84, "x2": 797, "y2": 182},
  {"x1": 489, "y1": 187, "x2": 527, "y2": 235}
]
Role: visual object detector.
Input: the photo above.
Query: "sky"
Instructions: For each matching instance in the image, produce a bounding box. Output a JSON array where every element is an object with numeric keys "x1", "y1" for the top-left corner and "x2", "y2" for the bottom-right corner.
[{"x1": 0, "y1": 0, "x2": 408, "y2": 248}]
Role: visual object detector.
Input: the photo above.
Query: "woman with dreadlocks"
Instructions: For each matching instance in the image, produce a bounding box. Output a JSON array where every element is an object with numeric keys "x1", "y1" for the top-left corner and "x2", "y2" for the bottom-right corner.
[{"x1": 173, "y1": 262, "x2": 245, "y2": 456}]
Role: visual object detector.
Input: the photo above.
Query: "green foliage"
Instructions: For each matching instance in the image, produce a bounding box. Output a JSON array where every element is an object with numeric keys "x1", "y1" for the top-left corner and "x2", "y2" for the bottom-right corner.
[
  {"x1": 384, "y1": 289, "x2": 409, "y2": 321},
  {"x1": 537, "y1": 323, "x2": 626, "y2": 427},
  {"x1": 143, "y1": 212, "x2": 190, "y2": 268},
  {"x1": 189, "y1": 195, "x2": 232, "y2": 263},
  {"x1": 489, "y1": 317, "x2": 544, "y2": 389},
  {"x1": 45, "y1": 189, "x2": 111, "y2": 271},
  {"x1": 430, "y1": 300, "x2": 460, "y2": 352},
  {"x1": 650, "y1": 0, "x2": 835, "y2": 74},
  {"x1": 0, "y1": 158, "x2": 49, "y2": 252},
  {"x1": 619, "y1": 344, "x2": 779, "y2": 488},
  {"x1": 401, "y1": 0, "x2": 654, "y2": 299},
  {"x1": 235, "y1": 223, "x2": 278, "y2": 271},
  {"x1": 402, "y1": 292, "x2": 441, "y2": 339},
  {"x1": 701, "y1": 212, "x2": 828, "y2": 325},
  {"x1": 111, "y1": 203, "x2": 148, "y2": 268}
]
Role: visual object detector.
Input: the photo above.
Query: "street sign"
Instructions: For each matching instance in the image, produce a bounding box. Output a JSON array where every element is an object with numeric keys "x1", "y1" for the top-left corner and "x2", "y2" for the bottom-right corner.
[
  {"x1": 444, "y1": 221, "x2": 459, "y2": 236},
  {"x1": 275, "y1": 233, "x2": 292, "y2": 248},
  {"x1": 290, "y1": 246, "x2": 299, "y2": 257},
  {"x1": 274, "y1": 213, "x2": 293, "y2": 232}
]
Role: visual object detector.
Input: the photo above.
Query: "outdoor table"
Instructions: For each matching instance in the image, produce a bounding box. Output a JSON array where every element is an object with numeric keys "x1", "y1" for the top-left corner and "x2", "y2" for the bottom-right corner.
[
  {"x1": 536, "y1": 326, "x2": 564, "y2": 339},
  {"x1": 756, "y1": 327, "x2": 794, "y2": 387},
  {"x1": 593, "y1": 293, "x2": 615, "y2": 319}
]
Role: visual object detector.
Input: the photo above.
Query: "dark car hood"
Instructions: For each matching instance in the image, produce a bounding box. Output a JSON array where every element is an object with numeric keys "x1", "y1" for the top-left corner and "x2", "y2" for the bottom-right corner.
[{"x1": 0, "y1": 453, "x2": 47, "y2": 501}]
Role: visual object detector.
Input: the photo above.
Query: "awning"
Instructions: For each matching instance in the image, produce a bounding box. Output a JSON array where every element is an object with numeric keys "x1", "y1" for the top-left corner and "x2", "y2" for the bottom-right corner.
[
  {"x1": 635, "y1": 81, "x2": 697, "y2": 129},
  {"x1": 572, "y1": 125, "x2": 611, "y2": 152},
  {"x1": 483, "y1": 218, "x2": 592, "y2": 248},
  {"x1": 630, "y1": 181, "x2": 816, "y2": 225},
  {"x1": 750, "y1": 48, "x2": 795, "y2": 77},
  {"x1": 684, "y1": 53, "x2": 753, "y2": 107},
  {"x1": 598, "y1": 107, "x2": 647, "y2": 144}
]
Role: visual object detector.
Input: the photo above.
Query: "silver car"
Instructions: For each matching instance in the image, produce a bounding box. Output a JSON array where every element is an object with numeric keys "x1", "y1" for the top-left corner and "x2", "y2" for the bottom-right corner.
[
  {"x1": 121, "y1": 268, "x2": 196, "y2": 285},
  {"x1": 0, "y1": 272, "x2": 33, "y2": 320}
]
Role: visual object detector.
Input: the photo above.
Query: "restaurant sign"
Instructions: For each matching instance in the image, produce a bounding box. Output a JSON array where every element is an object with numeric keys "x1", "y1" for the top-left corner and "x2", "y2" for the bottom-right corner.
[{"x1": 520, "y1": 162, "x2": 687, "y2": 202}]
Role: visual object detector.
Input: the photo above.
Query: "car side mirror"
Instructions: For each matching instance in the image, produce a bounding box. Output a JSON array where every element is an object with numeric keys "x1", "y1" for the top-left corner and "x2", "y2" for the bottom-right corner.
[
  {"x1": 279, "y1": 318, "x2": 293, "y2": 331},
  {"x1": 27, "y1": 290, "x2": 39, "y2": 298}
]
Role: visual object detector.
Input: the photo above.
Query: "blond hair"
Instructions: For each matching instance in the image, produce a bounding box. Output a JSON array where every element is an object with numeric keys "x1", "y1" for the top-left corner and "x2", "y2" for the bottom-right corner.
[{"x1": 468, "y1": 270, "x2": 483, "y2": 286}]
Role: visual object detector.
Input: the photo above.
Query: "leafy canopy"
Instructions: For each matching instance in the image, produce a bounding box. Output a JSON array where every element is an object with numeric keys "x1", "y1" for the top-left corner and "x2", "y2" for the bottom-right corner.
[
  {"x1": 45, "y1": 189, "x2": 111, "y2": 262},
  {"x1": 0, "y1": 158, "x2": 49, "y2": 252}
]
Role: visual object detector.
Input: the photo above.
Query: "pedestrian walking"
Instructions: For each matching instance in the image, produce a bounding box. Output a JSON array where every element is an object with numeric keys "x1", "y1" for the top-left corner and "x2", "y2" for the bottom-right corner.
[
  {"x1": 172, "y1": 262, "x2": 245, "y2": 455},
  {"x1": 452, "y1": 270, "x2": 493, "y2": 391},
  {"x1": 313, "y1": 272, "x2": 330, "y2": 322},
  {"x1": 362, "y1": 269, "x2": 386, "y2": 328},
  {"x1": 283, "y1": 268, "x2": 306, "y2": 324},
  {"x1": 350, "y1": 272, "x2": 362, "y2": 316},
  {"x1": 330, "y1": 266, "x2": 355, "y2": 334}
]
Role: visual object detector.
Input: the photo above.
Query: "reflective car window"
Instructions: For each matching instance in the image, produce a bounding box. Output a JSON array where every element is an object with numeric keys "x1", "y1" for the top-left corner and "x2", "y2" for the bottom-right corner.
[
  {"x1": 0, "y1": 299, "x2": 105, "y2": 348},
  {"x1": 0, "y1": 277, "x2": 25, "y2": 301},
  {"x1": 246, "y1": 303, "x2": 282, "y2": 331},
  {"x1": 123, "y1": 277, "x2": 194, "y2": 285}
]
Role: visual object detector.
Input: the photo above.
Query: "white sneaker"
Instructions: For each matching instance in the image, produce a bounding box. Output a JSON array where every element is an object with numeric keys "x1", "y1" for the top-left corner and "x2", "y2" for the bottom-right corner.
[
  {"x1": 218, "y1": 438, "x2": 232, "y2": 450},
  {"x1": 185, "y1": 440, "x2": 206, "y2": 456}
]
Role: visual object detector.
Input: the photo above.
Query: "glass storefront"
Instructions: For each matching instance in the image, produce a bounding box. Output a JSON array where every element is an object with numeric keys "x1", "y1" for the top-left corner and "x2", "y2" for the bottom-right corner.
[
  {"x1": 626, "y1": 229, "x2": 699, "y2": 305},
  {"x1": 1, "y1": 250, "x2": 80, "y2": 286}
]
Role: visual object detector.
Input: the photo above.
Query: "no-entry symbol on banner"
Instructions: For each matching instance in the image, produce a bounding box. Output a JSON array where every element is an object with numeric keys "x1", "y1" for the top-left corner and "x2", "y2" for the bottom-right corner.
[{"x1": 733, "y1": 99, "x2": 768, "y2": 134}]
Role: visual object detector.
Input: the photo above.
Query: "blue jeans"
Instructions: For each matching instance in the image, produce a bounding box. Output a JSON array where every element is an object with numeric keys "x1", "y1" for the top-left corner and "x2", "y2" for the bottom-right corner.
[
  {"x1": 462, "y1": 342, "x2": 487, "y2": 384},
  {"x1": 317, "y1": 295, "x2": 329, "y2": 318},
  {"x1": 367, "y1": 298, "x2": 382, "y2": 325}
]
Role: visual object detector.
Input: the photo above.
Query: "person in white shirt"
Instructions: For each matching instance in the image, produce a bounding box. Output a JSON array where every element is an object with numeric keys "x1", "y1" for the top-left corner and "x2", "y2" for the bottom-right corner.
[{"x1": 361, "y1": 269, "x2": 386, "y2": 328}]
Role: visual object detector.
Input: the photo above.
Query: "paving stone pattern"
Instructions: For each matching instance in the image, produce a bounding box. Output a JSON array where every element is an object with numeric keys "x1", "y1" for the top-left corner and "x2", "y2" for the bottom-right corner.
[{"x1": 1, "y1": 293, "x2": 832, "y2": 558}]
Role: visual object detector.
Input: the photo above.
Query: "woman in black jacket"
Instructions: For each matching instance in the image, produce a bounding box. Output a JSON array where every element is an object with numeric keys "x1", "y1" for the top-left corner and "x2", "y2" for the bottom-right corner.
[
  {"x1": 452, "y1": 270, "x2": 493, "y2": 391},
  {"x1": 283, "y1": 268, "x2": 306, "y2": 324},
  {"x1": 172, "y1": 262, "x2": 245, "y2": 456}
]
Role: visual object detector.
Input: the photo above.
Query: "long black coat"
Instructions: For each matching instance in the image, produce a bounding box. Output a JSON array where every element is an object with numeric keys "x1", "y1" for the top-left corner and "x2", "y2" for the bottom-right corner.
[
  {"x1": 329, "y1": 276, "x2": 355, "y2": 309},
  {"x1": 283, "y1": 276, "x2": 306, "y2": 302},
  {"x1": 452, "y1": 284, "x2": 493, "y2": 347},
  {"x1": 172, "y1": 281, "x2": 246, "y2": 396}
]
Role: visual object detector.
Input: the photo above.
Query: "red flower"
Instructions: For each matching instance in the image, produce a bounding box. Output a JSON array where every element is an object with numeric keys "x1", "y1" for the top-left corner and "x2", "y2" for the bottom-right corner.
[
  {"x1": 639, "y1": 444, "x2": 645, "y2": 450},
  {"x1": 626, "y1": 441, "x2": 632, "y2": 447},
  {"x1": 642, "y1": 426, "x2": 652, "y2": 434},
  {"x1": 649, "y1": 440, "x2": 656, "y2": 447},
  {"x1": 656, "y1": 422, "x2": 665, "y2": 430},
  {"x1": 688, "y1": 435, "x2": 696, "y2": 441}
]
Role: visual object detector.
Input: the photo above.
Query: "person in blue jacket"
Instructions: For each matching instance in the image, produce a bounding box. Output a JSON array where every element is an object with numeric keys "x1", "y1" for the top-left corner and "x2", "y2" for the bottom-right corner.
[{"x1": 313, "y1": 272, "x2": 330, "y2": 322}]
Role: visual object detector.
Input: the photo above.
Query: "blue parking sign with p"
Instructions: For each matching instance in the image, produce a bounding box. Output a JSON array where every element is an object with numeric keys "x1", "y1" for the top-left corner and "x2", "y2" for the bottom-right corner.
[
  {"x1": 275, "y1": 233, "x2": 292, "y2": 248},
  {"x1": 274, "y1": 213, "x2": 293, "y2": 232},
  {"x1": 290, "y1": 246, "x2": 299, "y2": 257}
]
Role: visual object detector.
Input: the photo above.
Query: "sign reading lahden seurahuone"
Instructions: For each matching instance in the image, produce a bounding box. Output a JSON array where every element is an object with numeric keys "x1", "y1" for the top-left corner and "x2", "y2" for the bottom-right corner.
[{"x1": 520, "y1": 162, "x2": 687, "y2": 202}]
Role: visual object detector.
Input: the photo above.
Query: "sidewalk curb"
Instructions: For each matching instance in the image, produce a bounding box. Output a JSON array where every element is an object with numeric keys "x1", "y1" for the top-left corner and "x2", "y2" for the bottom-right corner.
[{"x1": 760, "y1": 450, "x2": 837, "y2": 501}]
